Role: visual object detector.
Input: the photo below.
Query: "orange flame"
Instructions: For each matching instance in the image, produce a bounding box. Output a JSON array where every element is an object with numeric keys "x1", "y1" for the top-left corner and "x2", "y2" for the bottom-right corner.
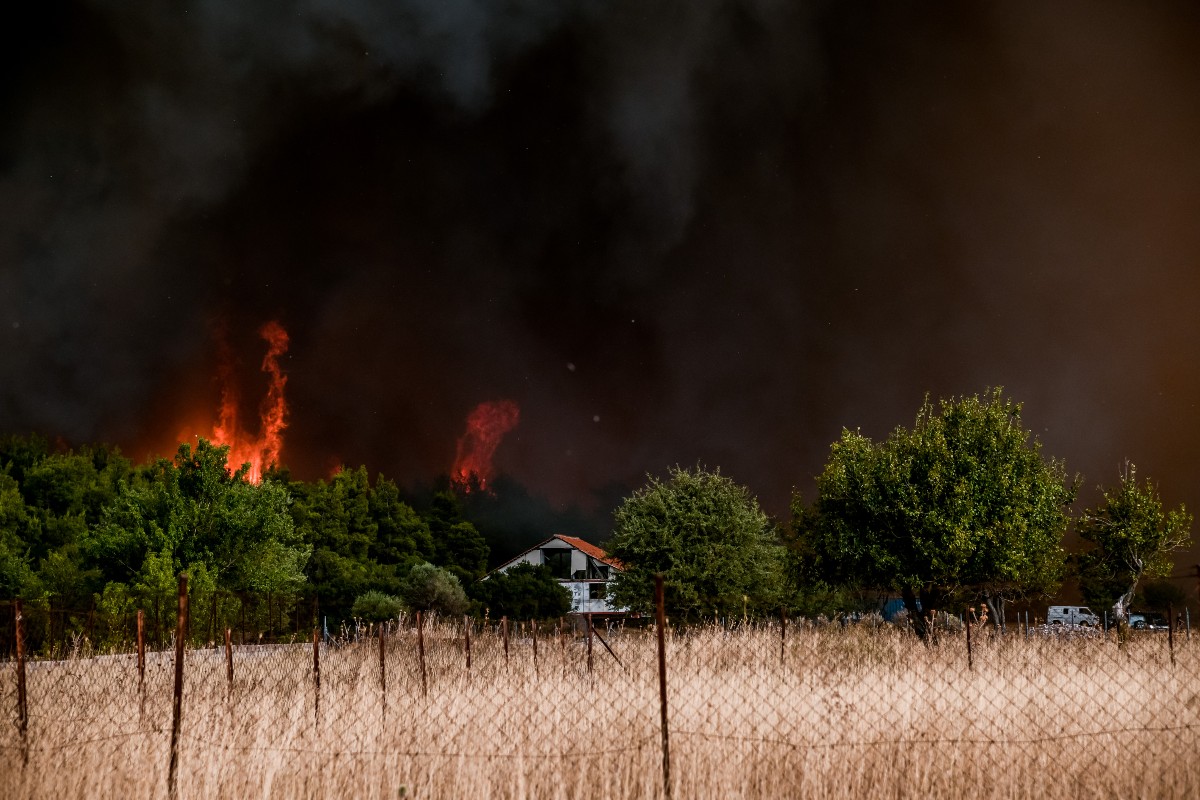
[
  {"x1": 452, "y1": 400, "x2": 520, "y2": 492},
  {"x1": 212, "y1": 321, "x2": 290, "y2": 483}
]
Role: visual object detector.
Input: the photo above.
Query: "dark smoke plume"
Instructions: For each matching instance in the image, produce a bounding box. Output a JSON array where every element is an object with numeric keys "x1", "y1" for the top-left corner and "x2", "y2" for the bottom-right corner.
[{"x1": 5, "y1": 1, "x2": 1200, "y2": 535}]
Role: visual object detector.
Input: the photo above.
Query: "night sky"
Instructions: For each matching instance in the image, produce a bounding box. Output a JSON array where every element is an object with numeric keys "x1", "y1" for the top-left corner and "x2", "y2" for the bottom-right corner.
[{"x1": 5, "y1": 2, "x2": 1200, "y2": 532}]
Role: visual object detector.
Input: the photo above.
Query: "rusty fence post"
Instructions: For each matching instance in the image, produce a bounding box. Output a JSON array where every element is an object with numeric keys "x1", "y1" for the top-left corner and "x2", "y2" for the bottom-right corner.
[
  {"x1": 138, "y1": 609, "x2": 147, "y2": 724},
  {"x1": 312, "y1": 624, "x2": 321, "y2": 723},
  {"x1": 224, "y1": 628, "x2": 234, "y2": 695},
  {"x1": 586, "y1": 613, "x2": 594, "y2": 674},
  {"x1": 168, "y1": 574, "x2": 188, "y2": 800},
  {"x1": 379, "y1": 621, "x2": 387, "y2": 719},
  {"x1": 780, "y1": 607, "x2": 787, "y2": 667},
  {"x1": 136, "y1": 609, "x2": 145, "y2": 690},
  {"x1": 531, "y1": 619, "x2": 539, "y2": 676},
  {"x1": 1168, "y1": 602, "x2": 1176, "y2": 667},
  {"x1": 15, "y1": 599, "x2": 28, "y2": 765},
  {"x1": 965, "y1": 610, "x2": 974, "y2": 672},
  {"x1": 501, "y1": 616, "x2": 509, "y2": 667},
  {"x1": 417, "y1": 611, "x2": 428, "y2": 698},
  {"x1": 655, "y1": 575, "x2": 672, "y2": 800},
  {"x1": 209, "y1": 590, "x2": 217, "y2": 645},
  {"x1": 464, "y1": 614, "x2": 472, "y2": 672},
  {"x1": 559, "y1": 617, "x2": 567, "y2": 678}
]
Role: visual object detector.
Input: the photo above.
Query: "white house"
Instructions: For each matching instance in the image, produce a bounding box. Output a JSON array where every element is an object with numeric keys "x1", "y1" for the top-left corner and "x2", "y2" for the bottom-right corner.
[{"x1": 488, "y1": 534, "x2": 626, "y2": 616}]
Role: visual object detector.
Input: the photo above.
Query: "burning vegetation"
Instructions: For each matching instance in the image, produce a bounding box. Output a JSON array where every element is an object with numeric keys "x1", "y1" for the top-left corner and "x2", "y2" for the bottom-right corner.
[
  {"x1": 211, "y1": 321, "x2": 290, "y2": 484},
  {"x1": 452, "y1": 400, "x2": 520, "y2": 493}
]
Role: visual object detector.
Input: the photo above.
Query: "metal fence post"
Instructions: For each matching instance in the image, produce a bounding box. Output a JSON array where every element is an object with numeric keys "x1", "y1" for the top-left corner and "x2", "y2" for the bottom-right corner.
[
  {"x1": 464, "y1": 614, "x2": 472, "y2": 672},
  {"x1": 1168, "y1": 602, "x2": 1176, "y2": 667},
  {"x1": 586, "y1": 613, "x2": 594, "y2": 674},
  {"x1": 379, "y1": 621, "x2": 387, "y2": 719},
  {"x1": 224, "y1": 627, "x2": 234, "y2": 697},
  {"x1": 501, "y1": 615, "x2": 509, "y2": 667},
  {"x1": 965, "y1": 609, "x2": 974, "y2": 672},
  {"x1": 14, "y1": 599, "x2": 28, "y2": 765},
  {"x1": 209, "y1": 590, "x2": 217, "y2": 645},
  {"x1": 417, "y1": 611, "x2": 428, "y2": 699},
  {"x1": 137, "y1": 609, "x2": 146, "y2": 678},
  {"x1": 655, "y1": 575, "x2": 672, "y2": 800},
  {"x1": 138, "y1": 609, "x2": 147, "y2": 724},
  {"x1": 168, "y1": 573, "x2": 188, "y2": 800},
  {"x1": 532, "y1": 619, "x2": 539, "y2": 676},
  {"x1": 780, "y1": 606, "x2": 787, "y2": 667},
  {"x1": 312, "y1": 623, "x2": 321, "y2": 723}
]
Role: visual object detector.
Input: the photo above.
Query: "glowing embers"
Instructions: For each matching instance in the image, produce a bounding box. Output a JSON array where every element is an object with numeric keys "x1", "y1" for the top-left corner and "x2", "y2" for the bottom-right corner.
[
  {"x1": 211, "y1": 321, "x2": 289, "y2": 484},
  {"x1": 451, "y1": 400, "x2": 520, "y2": 492}
]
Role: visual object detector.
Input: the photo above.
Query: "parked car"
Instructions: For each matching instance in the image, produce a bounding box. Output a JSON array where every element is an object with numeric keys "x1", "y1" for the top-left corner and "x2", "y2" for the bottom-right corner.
[
  {"x1": 1130, "y1": 612, "x2": 1169, "y2": 631},
  {"x1": 1047, "y1": 605, "x2": 1101, "y2": 627}
]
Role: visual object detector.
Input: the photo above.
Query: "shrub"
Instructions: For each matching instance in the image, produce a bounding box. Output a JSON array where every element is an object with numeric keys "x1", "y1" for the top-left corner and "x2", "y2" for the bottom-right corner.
[
  {"x1": 398, "y1": 563, "x2": 470, "y2": 616},
  {"x1": 350, "y1": 590, "x2": 404, "y2": 622},
  {"x1": 477, "y1": 563, "x2": 571, "y2": 620}
]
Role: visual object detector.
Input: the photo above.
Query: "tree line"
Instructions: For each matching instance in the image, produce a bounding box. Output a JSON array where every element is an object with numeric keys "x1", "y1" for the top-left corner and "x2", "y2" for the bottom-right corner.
[
  {"x1": 0, "y1": 436, "x2": 572, "y2": 643},
  {"x1": 607, "y1": 389, "x2": 1193, "y2": 637},
  {"x1": 1, "y1": 388, "x2": 1194, "y2": 643}
]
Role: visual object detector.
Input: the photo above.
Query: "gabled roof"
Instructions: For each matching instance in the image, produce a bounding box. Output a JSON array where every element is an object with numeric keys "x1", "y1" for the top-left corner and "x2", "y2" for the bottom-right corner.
[
  {"x1": 552, "y1": 535, "x2": 624, "y2": 571},
  {"x1": 490, "y1": 533, "x2": 623, "y2": 575}
]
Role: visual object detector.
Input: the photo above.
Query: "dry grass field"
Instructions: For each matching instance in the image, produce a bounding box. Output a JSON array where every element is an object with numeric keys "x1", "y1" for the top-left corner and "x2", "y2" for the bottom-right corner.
[{"x1": 2, "y1": 620, "x2": 1199, "y2": 799}]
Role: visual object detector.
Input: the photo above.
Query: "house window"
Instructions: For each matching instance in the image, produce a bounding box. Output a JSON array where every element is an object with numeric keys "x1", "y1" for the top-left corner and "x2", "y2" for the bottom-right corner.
[
  {"x1": 543, "y1": 549, "x2": 572, "y2": 580},
  {"x1": 589, "y1": 583, "x2": 606, "y2": 601}
]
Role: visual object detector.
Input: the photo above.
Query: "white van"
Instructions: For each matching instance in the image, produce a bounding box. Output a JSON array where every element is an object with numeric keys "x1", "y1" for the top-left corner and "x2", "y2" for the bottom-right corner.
[{"x1": 1047, "y1": 605, "x2": 1101, "y2": 627}]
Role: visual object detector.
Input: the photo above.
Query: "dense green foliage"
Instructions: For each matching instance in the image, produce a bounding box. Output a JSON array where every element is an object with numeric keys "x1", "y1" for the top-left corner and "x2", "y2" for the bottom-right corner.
[
  {"x1": 397, "y1": 562, "x2": 470, "y2": 616},
  {"x1": 423, "y1": 491, "x2": 489, "y2": 585},
  {"x1": 0, "y1": 435, "x2": 501, "y2": 639},
  {"x1": 476, "y1": 563, "x2": 572, "y2": 620},
  {"x1": 4, "y1": 383, "x2": 1197, "y2": 645},
  {"x1": 606, "y1": 466, "x2": 784, "y2": 619},
  {"x1": 1138, "y1": 579, "x2": 1188, "y2": 614},
  {"x1": 1076, "y1": 463, "x2": 1192, "y2": 621},
  {"x1": 350, "y1": 590, "x2": 405, "y2": 622},
  {"x1": 799, "y1": 390, "x2": 1077, "y2": 636}
]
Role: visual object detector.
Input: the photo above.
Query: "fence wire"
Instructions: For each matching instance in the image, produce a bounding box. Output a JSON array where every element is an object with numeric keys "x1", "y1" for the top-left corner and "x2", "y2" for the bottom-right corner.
[{"x1": 2, "y1": 599, "x2": 1199, "y2": 799}]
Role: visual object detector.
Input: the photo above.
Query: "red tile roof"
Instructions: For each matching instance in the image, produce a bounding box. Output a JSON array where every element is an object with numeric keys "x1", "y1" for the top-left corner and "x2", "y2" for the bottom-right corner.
[
  {"x1": 490, "y1": 534, "x2": 624, "y2": 575},
  {"x1": 553, "y1": 535, "x2": 624, "y2": 570}
]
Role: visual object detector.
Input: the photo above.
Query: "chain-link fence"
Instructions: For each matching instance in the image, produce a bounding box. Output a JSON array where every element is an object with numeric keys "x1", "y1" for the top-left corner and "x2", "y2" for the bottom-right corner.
[{"x1": 2, "y1": 579, "x2": 1199, "y2": 799}]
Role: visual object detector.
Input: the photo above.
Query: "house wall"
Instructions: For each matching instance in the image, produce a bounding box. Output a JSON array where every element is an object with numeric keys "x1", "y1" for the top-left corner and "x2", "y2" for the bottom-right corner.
[
  {"x1": 505, "y1": 551, "x2": 542, "y2": 568},
  {"x1": 496, "y1": 546, "x2": 594, "y2": 580},
  {"x1": 563, "y1": 581, "x2": 621, "y2": 615},
  {"x1": 491, "y1": 539, "x2": 626, "y2": 615}
]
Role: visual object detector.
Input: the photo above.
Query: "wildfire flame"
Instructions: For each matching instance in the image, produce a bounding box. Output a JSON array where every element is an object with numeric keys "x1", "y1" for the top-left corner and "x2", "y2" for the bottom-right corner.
[
  {"x1": 211, "y1": 321, "x2": 290, "y2": 483},
  {"x1": 452, "y1": 400, "x2": 520, "y2": 492}
]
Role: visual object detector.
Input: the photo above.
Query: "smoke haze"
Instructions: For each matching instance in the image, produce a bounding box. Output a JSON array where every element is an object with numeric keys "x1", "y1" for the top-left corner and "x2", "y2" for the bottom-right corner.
[{"x1": 4, "y1": 1, "x2": 1200, "y2": 530}]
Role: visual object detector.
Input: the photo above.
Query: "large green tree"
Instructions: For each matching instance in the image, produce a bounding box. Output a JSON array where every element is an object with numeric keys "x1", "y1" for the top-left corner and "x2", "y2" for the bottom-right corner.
[
  {"x1": 0, "y1": 438, "x2": 132, "y2": 605},
  {"x1": 425, "y1": 490, "x2": 489, "y2": 586},
  {"x1": 397, "y1": 562, "x2": 471, "y2": 616},
  {"x1": 0, "y1": 471, "x2": 37, "y2": 597},
  {"x1": 803, "y1": 389, "x2": 1076, "y2": 637},
  {"x1": 606, "y1": 466, "x2": 784, "y2": 619},
  {"x1": 293, "y1": 466, "x2": 391, "y2": 617},
  {"x1": 1076, "y1": 463, "x2": 1192, "y2": 622},
  {"x1": 84, "y1": 439, "x2": 309, "y2": 598},
  {"x1": 476, "y1": 562, "x2": 571, "y2": 620},
  {"x1": 291, "y1": 467, "x2": 435, "y2": 619}
]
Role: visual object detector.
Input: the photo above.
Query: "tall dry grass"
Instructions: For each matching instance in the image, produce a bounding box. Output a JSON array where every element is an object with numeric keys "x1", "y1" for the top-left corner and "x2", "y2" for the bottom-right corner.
[{"x1": 1, "y1": 620, "x2": 1198, "y2": 799}]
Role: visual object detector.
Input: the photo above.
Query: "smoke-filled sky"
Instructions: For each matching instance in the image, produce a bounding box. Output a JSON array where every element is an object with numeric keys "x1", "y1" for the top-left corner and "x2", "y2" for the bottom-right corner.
[{"x1": 5, "y1": 1, "x2": 1200, "y2": 529}]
